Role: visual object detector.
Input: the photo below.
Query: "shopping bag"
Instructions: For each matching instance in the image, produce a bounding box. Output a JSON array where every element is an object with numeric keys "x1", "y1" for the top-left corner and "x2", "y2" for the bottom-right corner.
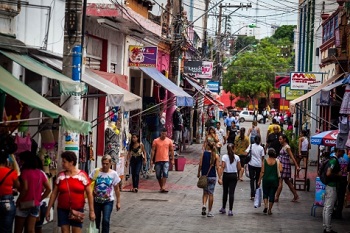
[
  {"x1": 254, "y1": 187, "x2": 262, "y2": 208},
  {"x1": 244, "y1": 164, "x2": 250, "y2": 178},
  {"x1": 86, "y1": 221, "x2": 99, "y2": 233}
]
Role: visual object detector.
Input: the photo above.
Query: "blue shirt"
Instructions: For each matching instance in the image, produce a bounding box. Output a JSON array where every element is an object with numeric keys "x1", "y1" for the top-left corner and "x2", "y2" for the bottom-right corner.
[
  {"x1": 224, "y1": 116, "x2": 235, "y2": 127},
  {"x1": 201, "y1": 151, "x2": 216, "y2": 177}
]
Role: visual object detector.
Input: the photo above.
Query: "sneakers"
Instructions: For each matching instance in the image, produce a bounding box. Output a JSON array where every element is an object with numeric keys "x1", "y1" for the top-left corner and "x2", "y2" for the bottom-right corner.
[
  {"x1": 207, "y1": 212, "x2": 214, "y2": 217},
  {"x1": 219, "y1": 208, "x2": 226, "y2": 214},
  {"x1": 228, "y1": 210, "x2": 233, "y2": 216},
  {"x1": 201, "y1": 206, "x2": 206, "y2": 216}
]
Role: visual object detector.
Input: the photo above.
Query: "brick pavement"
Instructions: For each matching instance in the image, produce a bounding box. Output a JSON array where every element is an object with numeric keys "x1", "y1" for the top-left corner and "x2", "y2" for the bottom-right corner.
[{"x1": 43, "y1": 142, "x2": 350, "y2": 233}]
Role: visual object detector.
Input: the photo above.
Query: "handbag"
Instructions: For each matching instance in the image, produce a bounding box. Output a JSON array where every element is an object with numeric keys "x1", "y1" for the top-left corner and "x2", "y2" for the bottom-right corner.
[
  {"x1": 197, "y1": 164, "x2": 213, "y2": 189},
  {"x1": 246, "y1": 144, "x2": 253, "y2": 163},
  {"x1": 65, "y1": 172, "x2": 85, "y2": 223}
]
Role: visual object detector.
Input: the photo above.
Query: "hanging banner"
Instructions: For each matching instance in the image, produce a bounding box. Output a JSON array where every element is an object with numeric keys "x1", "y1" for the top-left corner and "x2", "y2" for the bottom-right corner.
[
  {"x1": 206, "y1": 81, "x2": 220, "y2": 93},
  {"x1": 290, "y1": 72, "x2": 323, "y2": 90},
  {"x1": 195, "y1": 61, "x2": 213, "y2": 79},
  {"x1": 280, "y1": 85, "x2": 287, "y2": 99},
  {"x1": 285, "y1": 86, "x2": 305, "y2": 100},
  {"x1": 128, "y1": 46, "x2": 157, "y2": 67},
  {"x1": 184, "y1": 61, "x2": 202, "y2": 74}
]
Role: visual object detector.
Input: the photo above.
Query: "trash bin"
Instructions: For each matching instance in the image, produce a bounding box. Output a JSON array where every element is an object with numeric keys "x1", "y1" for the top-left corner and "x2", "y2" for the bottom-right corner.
[{"x1": 175, "y1": 156, "x2": 186, "y2": 171}]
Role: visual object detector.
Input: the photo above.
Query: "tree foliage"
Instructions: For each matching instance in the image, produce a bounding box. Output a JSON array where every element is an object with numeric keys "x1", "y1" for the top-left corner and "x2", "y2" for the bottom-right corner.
[
  {"x1": 272, "y1": 25, "x2": 296, "y2": 42},
  {"x1": 223, "y1": 37, "x2": 291, "y2": 107},
  {"x1": 233, "y1": 36, "x2": 259, "y2": 54}
]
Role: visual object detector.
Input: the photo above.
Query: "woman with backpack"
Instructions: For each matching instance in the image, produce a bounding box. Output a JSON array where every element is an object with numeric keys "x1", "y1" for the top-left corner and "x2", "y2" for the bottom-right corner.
[{"x1": 275, "y1": 134, "x2": 300, "y2": 202}]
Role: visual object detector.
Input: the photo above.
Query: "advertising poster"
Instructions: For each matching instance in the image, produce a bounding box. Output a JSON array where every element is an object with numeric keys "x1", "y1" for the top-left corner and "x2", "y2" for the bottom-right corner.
[
  {"x1": 290, "y1": 72, "x2": 323, "y2": 90},
  {"x1": 128, "y1": 46, "x2": 157, "y2": 67},
  {"x1": 285, "y1": 86, "x2": 305, "y2": 100},
  {"x1": 195, "y1": 61, "x2": 213, "y2": 79}
]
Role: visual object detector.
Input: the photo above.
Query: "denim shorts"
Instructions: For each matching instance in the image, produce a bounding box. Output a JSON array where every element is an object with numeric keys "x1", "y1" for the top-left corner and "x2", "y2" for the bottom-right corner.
[
  {"x1": 203, "y1": 177, "x2": 217, "y2": 195},
  {"x1": 155, "y1": 161, "x2": 169, "y2": 179},
  {"x1": 57, "y1": 208, "x2": 84, "y2": 228},
  {"x1": 16, "y1": 206, "x2": 40, "y2": 218}
]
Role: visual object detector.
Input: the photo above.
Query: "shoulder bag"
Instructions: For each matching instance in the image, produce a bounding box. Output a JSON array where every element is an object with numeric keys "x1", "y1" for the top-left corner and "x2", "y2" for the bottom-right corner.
[
  {"x1": 65, "y1": 172, "x2": 85, "y2": 223},
  {"x1": 245, "y1": 144, "x2": 253, "y2": 164},
  {"x1": 0, "y1": 169, "x2": 14, "y2": 186},
  {"x1": 197, "y1": 164, "x2": 213, "y2": 189}
]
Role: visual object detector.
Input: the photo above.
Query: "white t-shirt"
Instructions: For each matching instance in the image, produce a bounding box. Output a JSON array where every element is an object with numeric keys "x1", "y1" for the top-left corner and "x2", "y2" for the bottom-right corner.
[
  {"x1": 216, "y1": 128, "x2": 226, "y2": 144},
  {"x1": 245, "y1": 144, "x2": 265, "y2": 167},
  {"x1": 222, "y1": 154, "x2": 240, "y2": 173},
  {"x1": 89, "y1": 169, "x2": 121, "y2": 202}
]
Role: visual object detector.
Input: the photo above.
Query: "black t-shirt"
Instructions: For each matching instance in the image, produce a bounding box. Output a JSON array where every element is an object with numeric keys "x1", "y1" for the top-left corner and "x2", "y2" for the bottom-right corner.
[
  {"x1": 227, "y1": 127, "x2": 238, "y2": 143},
  {"x1": 267, "y1": 133, "x2": 281, "y2": 154}
]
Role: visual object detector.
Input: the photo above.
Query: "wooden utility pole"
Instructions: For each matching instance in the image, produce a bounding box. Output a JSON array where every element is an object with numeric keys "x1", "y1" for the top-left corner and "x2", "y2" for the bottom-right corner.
[
  {"x1": 170, "y1": 0, "x2": 183, "y2": 84},
  {"x1": 202, "y1": 0, "x2": 210, "y2": 58}
]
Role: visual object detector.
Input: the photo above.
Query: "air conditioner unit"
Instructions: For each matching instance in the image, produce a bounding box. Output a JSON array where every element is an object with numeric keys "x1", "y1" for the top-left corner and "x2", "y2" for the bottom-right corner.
[{"x1": 328, "y1": 48, "x2": 337, "y2": 57}]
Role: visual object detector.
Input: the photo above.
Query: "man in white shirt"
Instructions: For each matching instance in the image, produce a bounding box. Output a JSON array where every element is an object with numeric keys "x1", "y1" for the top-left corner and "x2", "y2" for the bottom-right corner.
[{"x1": 215, "y1": 122, "x2": 226, "y2": 155}]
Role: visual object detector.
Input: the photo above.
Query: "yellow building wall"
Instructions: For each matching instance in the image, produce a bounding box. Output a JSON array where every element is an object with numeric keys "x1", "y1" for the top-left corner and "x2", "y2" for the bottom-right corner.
[{"x1": 126, "y1": 0, "x2": 149, "y2": 18}]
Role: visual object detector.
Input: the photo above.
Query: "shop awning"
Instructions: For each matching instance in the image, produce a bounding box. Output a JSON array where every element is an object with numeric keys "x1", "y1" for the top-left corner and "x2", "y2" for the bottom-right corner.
[
  {"x1": 185, "y1": 76, "x2": 206, "y2": 95},
  {"x1": 0, "y1": 50, "x2": 86, "y2": 95},
  {"x1": 32, "y1": 54, "x2": 142, "y2": 111},
  {"x1": 140, "y1": 67, "x2": 193, "y2": 107},
  {"x1": 290, "y1": 73, "x2": 345, "y2": 113},
  {"x1": 0, "y1": 66, "x2": 91, "y2": 134},
  {"x1": 91, "y1": 70, "x2": 142, "y2": 111},
  {"x1": 321, "y1": 77, "x2": 346, "y2": 92},
  {"x1": 82, "y1": 69, "x2": 124, "y2": 107}
]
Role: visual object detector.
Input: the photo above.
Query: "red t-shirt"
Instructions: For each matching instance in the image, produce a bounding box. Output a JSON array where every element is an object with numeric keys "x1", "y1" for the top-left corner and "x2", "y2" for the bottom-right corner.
[
  {"x1": 0, "y1": 167, "x2": 18, "y2": 196},
  {"x1": 56, "y1": 170, "x2": 90, "y2": 210}
]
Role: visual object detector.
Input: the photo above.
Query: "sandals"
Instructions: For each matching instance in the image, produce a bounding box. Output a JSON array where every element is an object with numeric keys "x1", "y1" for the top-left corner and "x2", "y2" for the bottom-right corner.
[
  {"x1": 291, "y1": 196, "x2": 299, "y2": 202},
  {"x1": 268, "y1": 210, "x2": 272, "y2": 215},
  {"x1": 201, "y1": 206, "x2": 206, "y2": 216},
  {"x1": 160, "y1": 189, "x2": 169, "y2": 193}
]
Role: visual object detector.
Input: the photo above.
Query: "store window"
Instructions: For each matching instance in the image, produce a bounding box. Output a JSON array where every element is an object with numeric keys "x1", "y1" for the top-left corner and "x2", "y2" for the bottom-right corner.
[{"x1": 86, "y1": 36, "x2": 102, "y2": 70}]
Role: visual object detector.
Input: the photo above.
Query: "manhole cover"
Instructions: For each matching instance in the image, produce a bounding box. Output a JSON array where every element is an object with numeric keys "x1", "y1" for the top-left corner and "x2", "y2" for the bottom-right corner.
[{"x1": 140, "y1": 199, "x2": 168, "y2": 202}]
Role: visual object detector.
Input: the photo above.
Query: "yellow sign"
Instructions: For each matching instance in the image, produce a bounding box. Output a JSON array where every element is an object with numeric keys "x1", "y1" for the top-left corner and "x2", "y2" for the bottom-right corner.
[{"x1": 285, "y1": 86, "x2": 305, "y2": 100}]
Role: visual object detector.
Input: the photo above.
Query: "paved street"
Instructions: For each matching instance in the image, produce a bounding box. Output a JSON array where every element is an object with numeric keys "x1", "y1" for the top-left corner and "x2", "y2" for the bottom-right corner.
[{"x1": 43, "y1": 121, "x2": 350, "y2": 233}]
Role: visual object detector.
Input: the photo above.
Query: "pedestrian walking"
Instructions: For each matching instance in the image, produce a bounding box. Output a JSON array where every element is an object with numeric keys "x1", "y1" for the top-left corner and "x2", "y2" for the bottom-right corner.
[
  {"x1": 45, "y1": 151, "x2": 95, "y2": 233},
  {"x1": 150, "y1": 128, "x2": 174, "y2": 193},
  {"x1": 322, "y1": 149, "x2": 343, "y2": 233},
  {"x1": 275, "y1": 135, "x2": 300, "y2": 202},
  {"x1": 203, "y1": 126, "x2": 219, "y2": 152},
  {"x1": 253, "y1": 109, "x2": 258, "y2": 122},
  {"x1": 219, "y1": 143, "x2": 241, "y2": 216},
  {"x1": 296, "y1": 130, "x2": 310, "y2": 178},
  {"x1": 226, "y1": 121, "x2": 238, "y2": 144},
  {"x1": 332, "y1": 149, "x2": 349, "y2": 219},
  {"x1": 197, "y1": 142, "x2": 222, "y2": 217},
  {"x1": 247, "y1": 121, "x2": 261, "y2": 144},
  {"x1": 215, "y1": 122, "x2": 226, "y2": 155},
  {"x1": 0, "y1": 142, "x2": 20, "y2": 233},
  {"x1": 262, "y1": 108, "x2": 268, "y2": 124},
  {"x1": 245, "y1": 135, "x2": 265, "y2": 200},
  {"x1": 125, "y1": 134, "x2": 146, "y2": 193},
  {"x1": 14, "y1": 151, "x2": 51, "y2": 233},
  {"x1": 234, "y1": 127, "x2": 250, "y2": 181},
  {"x1": 258, "y1": 148, "x2": 282, "y2": 215},
  {"x1": 90, "y1": 155, "x2": 121, "y2": 233},
  {"x1": 266, "y1": 126, "x2": 282, "y2": 155},
  {"x1": 266, "y1": 119, "x2": 281, "y2": 139},
  {"x1": 224, "y1": 112, "x2": 235, "y2": 132}
]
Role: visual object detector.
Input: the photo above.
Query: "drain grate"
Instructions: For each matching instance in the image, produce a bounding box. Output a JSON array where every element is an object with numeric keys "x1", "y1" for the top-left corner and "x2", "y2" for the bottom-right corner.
[{"x1": 140, "y1": 199, "x2": 168, "y2": 202}]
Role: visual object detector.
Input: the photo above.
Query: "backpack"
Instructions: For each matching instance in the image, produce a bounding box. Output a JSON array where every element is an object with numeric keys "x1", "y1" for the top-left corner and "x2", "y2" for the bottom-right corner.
[{"x1": 318, "y1": 157, "x2": 339, "y2": 185}]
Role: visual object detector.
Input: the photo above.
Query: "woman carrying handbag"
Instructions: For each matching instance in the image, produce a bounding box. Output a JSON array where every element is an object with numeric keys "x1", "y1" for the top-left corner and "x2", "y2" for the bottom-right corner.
[
  {"x1": 197, "y1": 142, "x2": 222, "y2": 217},
  {"x1": 45, "y1": 151, "x2": 95, "y2": 233}
]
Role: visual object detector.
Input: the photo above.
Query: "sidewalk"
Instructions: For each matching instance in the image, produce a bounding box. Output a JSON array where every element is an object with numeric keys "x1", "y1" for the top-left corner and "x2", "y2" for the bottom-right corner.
[{"x1": 43, "y1": 143, "x2": 350, "y2": 233}]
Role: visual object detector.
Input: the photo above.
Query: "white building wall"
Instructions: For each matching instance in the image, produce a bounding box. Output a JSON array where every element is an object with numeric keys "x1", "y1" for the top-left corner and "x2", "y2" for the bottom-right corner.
[{"x1": 15, "y1": 0, "x2": 65, "y2": 54}]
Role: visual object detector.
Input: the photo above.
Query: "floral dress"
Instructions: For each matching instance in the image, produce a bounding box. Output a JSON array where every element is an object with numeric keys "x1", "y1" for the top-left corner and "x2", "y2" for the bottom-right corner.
[{"x1": 277, "y1": 145, "x2": 291, "y2": 178}]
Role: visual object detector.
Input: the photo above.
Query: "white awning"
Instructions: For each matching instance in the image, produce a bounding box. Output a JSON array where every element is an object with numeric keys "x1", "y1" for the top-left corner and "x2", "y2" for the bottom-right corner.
[
  {"x1": 290, "y1": 73, "x2": 345, "y2": 113},
  {"x1": 321, "y1": 77, "x2": 346, "y2": 92},
  {"x1": 82, "y1": 69, "x2": 124, "y2": 107}
]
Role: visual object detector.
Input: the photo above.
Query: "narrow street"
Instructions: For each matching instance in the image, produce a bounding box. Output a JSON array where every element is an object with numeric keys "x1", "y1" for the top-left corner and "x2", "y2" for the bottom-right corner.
[{"x1": 43, "y1": 122, "x2": 350, "y2": 233}]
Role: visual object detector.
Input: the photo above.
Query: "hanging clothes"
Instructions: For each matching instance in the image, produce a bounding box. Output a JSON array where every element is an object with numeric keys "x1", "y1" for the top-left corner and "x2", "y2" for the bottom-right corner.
[
  {"x1": 340, "y1": 85, "x2": 350, "y2": 114},
  {"x1": 15, "y1": 133, "x2": 32, "y2": 155},
  {"x1": 105, "y1": 127, "x2": 119, "y2": 164}
]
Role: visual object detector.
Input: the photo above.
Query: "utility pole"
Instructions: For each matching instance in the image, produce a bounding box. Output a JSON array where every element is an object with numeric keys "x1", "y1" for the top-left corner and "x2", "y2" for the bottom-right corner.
[
  {"x1": 214, "y1": 3, "x2": 252, "y2": 80},
  {"x1": 170, "y1": 0, "x2": 183, "y2": 85},
  {"x1": 202, "y1": 0, "x2": 210, "y2": 58}
]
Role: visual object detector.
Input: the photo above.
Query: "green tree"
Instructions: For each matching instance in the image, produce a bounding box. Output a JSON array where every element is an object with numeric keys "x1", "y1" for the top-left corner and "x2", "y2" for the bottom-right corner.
[
  {"x1": 272, "y1": 25, "x2": 296, "y2": 42},
  {"x1": 233, "y1": 36, "x2": 259, "y2": 54},
  {"x1": 223, "y1": 38, "x2": 291, "y2": 107}
]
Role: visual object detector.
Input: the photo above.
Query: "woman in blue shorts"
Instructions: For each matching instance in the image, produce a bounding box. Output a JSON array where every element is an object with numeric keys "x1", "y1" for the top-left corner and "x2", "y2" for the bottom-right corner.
[{"x1": 197, "y1": 142, "x2": 222, "y2": 217}]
